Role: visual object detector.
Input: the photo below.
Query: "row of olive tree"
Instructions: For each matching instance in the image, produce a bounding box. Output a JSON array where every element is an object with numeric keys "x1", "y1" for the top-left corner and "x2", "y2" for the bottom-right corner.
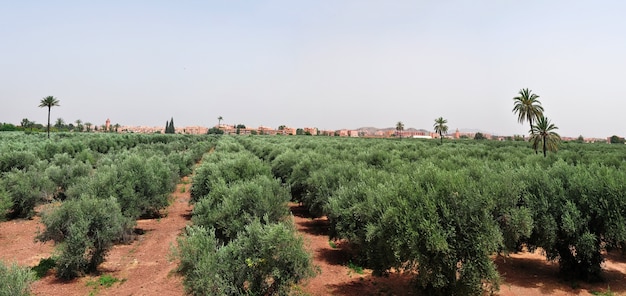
[
  {"x1": 0, "y1": 133, "x2": 216, "y2": 279},
  {"x1": 238, "y1": 134, "x2": 626, "y2": 295},
  {"x1": 178, "y1": 137, "x2": 314, "y2": 295}
]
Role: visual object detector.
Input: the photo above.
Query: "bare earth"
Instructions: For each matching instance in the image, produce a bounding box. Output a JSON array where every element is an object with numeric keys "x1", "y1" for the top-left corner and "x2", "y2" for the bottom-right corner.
[{"x1": 1, "y1": 185, "x2": 626, "y2": 295}]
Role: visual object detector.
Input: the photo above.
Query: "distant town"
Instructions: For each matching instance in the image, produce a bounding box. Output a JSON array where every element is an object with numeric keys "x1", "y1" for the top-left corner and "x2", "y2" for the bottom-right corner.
[
  {"x1": 0, "y1": 117, "x2": 615, "y2": 144},
  {"x1": 117, "y1": 120, "x2": 611, "y2": 144}
]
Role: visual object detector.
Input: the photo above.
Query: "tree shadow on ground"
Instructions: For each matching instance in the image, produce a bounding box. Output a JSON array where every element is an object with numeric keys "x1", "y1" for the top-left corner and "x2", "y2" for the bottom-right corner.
[
  {"x1": 495, "y1": 251, "x2": 626, "y2": 295},
  {"x1": 296, "y1": 218, "x2": 329, "y2": 236},
  {"x1": 325, "y1": 273, "x2": 415, "y2": 296}
]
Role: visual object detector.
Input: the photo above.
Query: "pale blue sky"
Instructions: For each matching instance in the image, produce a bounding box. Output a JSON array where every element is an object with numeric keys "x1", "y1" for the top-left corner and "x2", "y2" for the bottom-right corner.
[{"x1": 1, "y1": 1, "x2": 625, "y2": 137}]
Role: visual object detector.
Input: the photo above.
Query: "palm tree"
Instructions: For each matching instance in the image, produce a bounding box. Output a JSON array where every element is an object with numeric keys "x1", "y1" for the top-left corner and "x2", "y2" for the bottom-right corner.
[
  {"x1": 75, "y1": 119, "x2": 83, "y2": 132},
  {"x1": 218, "y1": 116, "x2": 223, "y2": 127},
  {"x1": 38, "y1": 96, "x2": 60, "y2": 139},
  {"x1": 85, "y1": 122, "x2": 92, "y2": 132},
  {"x1": 55, "y1": 118, "x2": 65, "y2": 130},
  {"x1": 114, "y1": 123, "x2": 120, "y2": 133},
  {"x1": 395, "y1": 121, "x2": 404, "y2": 139},
  {"x1": 529, "y1": 116, "x2": 561, "y2": 157},
  {"x1": 512, "y1": 88, "x2": 544, "y2": 132},
  {"x1": 434, "y1": 117, "x2": 448, "y2": 144}
]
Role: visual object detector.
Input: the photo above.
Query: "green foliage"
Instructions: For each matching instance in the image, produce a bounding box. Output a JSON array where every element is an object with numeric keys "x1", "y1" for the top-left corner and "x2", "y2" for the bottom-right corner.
[
  {"x1": 190, "y1": 151, "x2": 271, "y2": 202},
  {"x1": 192, "y1": 176, "x2": 290, "y2": 243},
  {"x1": 208, "y1": 127, "x2": 224, "y2": 135},
  {"x1": 176, "y1": 222, "x2": 314, "y2": 296},
  {"x1": 67, "y1": 153, "x2": 177, "y2": 219},
  {"x1": 0, "y1": 187, "x2": 12, "y2": 221},
  {"x1": 0, "y1": 261, "x2": 35, "y2": 296},
  {"x1": 115, "y1": 154, "x2": 177, "y2": 218},
  {"x1": 37, "y1": 196, "x2": 128, "y2": 279},
  {"x1": 347, "y1": 261, "x2": 364, "y2": 274},
  {"x1": 591, "y1": 287, "x2": 615, "y2": 296},
  {"x1": 165, "y1": 117, "x2": 176, "y2": 134},
  {"x1": 609, "y1": 135, "x2": 624, "y2": 144},
  {"x1": 474, "y1": 132, "x2": 486, "y2": 140},
  {"x1": 86, "y1": 274, "x2": 122, "y2": 288},
  {"x1": 0, "y1": 151, "x2": 37, "y2": 173},
  {"x1": 2, "y1": 169, "x2": 55, "y2": 218},
  {"x1": 0, "y1": 123, "x2": 19, "y2": 131}
]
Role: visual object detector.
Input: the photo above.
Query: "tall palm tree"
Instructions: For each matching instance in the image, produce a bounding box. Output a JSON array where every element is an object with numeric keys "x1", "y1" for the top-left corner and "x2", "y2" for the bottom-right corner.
[
  {"x1": 512, "y1": 88, "x2": 544, "y2": 132},
  {"x1": 529, "y1": 116, "x2": 561, "y2": 157},
  {"x1": 395, "y1": 121, "x2": 404, "y2": 139},
  {"x1": 38, "y1": 96, "x2": 60, "y2": 139},
  {"x1": 218, "y1": 116, "x2": 223, "y2": 127},
  {"x1": 85, "y1": 122, "x2": 92, "y2": 132},
  {"x1": 434, "y1": 117, "x2": 448, "y2": 144}
]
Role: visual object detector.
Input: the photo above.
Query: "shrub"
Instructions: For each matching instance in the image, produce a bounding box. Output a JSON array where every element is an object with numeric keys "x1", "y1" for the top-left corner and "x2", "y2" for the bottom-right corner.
[
  {"x1": 45, "y1": 156, "x2": 92, "y2": 199},
  {"x1": 115, "y1": 154, "x2": 178, "y2": 218},
  {"x1": 301, "y1": 161, "x2": 364, "y2": 217},
  {"x1": 176, "y1": 222, "x2": 314, "y2": 296},
  {"x1": 2, "y1": 169, "x2": 55, "y2": 218},
  {"x1": 37, "y1": 196, "x2": 129, "y2": 279},
  {"x1": 66, "y1": 154, "x2": 177, "y2": 219},
  {"x1": 327, "y1": 167, "x2": 502, "y2": 295},
  {"x1": 0, "y1": 151, "x2": 37, "y2": 173},
  {"x1": 190, "y1": 151, "x2": 271, "y2": 202},
  {"x1": 0, "y1": 187, "x2": 12, "y2": 221},
  {"x1": 192, "y1": 176, "x2": 290, "y2": 243},
  {"x1": 0, "y1": 261, "x2": 35, "y2": 296}
]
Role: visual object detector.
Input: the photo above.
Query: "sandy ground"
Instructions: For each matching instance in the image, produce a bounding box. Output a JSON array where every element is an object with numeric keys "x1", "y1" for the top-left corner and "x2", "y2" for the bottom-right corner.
[{"x1": 2, "y1": 187, "x2": 625, "y2": 295}]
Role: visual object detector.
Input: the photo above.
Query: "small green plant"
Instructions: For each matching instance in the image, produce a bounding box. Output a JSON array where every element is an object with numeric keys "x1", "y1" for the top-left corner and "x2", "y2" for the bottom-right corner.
[
  {"x1": 328, "y1": 240, "x2": 337, "y2": 249},
  {"x1": 31, "y1": 257, "x2": 56, "y2": 278},
  {"x1": 98, "y1": 274, "x2": 121, "y2": 287},
  {"x1": 591, "y1": 286, "x2": 615, "y2": 296},
  {"x1": 180, "y1": 186, "x2": 186, "y2": 193},
  {"x1": 86, "y1": 274, "x2": 123, "y2": 295},
  {"x1": 347, "y1": 261, "x2": 364, "y2": 275}
]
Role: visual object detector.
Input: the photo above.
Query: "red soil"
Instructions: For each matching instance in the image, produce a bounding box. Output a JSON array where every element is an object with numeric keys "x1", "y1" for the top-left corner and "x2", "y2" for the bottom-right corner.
[{"x1": 1, "y1": 185, "x2": 625, "y2": 295}]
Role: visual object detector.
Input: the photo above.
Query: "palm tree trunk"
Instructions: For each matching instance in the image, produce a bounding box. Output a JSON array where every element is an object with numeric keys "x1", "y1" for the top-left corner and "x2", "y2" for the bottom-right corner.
[
  {"x1": 47, "y1": 106, "x2": 51, "y2": 139},
  {"x1": 543, "y1": 137, "x2": 547, "y2": 157},
  {"x1": 530, "y1": 120, "x2": 538, "y2": 154},
  {"x1": 440, "y1": 131, "x2": 443, "y2": 144}
]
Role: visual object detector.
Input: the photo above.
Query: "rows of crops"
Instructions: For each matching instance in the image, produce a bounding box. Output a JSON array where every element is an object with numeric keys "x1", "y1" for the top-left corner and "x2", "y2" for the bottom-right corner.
[
  {"x1": 177, "y1": 136, "x2": 314, "y2": 295},
  {"x1": 232, "y1": 136, "x2": 626, "y2": 295},
  {"x1": 2, "y1": 132, "x2": 626, "y2": 295},
  {"x1": 0, "y1": 132, "x2": 217, "y2": 283}
]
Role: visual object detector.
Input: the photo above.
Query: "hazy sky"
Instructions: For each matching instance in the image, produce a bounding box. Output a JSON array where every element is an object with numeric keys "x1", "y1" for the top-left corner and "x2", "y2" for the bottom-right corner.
[{"x1": 2, "y1": 1, "x2": 625, "y2": 137}]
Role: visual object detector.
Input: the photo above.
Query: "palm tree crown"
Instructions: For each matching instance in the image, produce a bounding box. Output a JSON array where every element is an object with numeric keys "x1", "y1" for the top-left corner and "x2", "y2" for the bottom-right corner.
[
  {"x1": 395, "y1": 121, "x2": 404, "y2": 138},
  {"x1": 39, "y1": 96, "x2": 60, "y2": 139},
  {"x1": 512, "y1": 88, "x2": 544, "y2": 132},
  {"x1": 529, "y1": 116, "x2": 560, "y2": 157},
  {"x1": 218, "y1": 116, "x2": 223, "y2": 127},
  {"x1": 434, "y1": 117, "x2": 448, "y2": 144}
]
